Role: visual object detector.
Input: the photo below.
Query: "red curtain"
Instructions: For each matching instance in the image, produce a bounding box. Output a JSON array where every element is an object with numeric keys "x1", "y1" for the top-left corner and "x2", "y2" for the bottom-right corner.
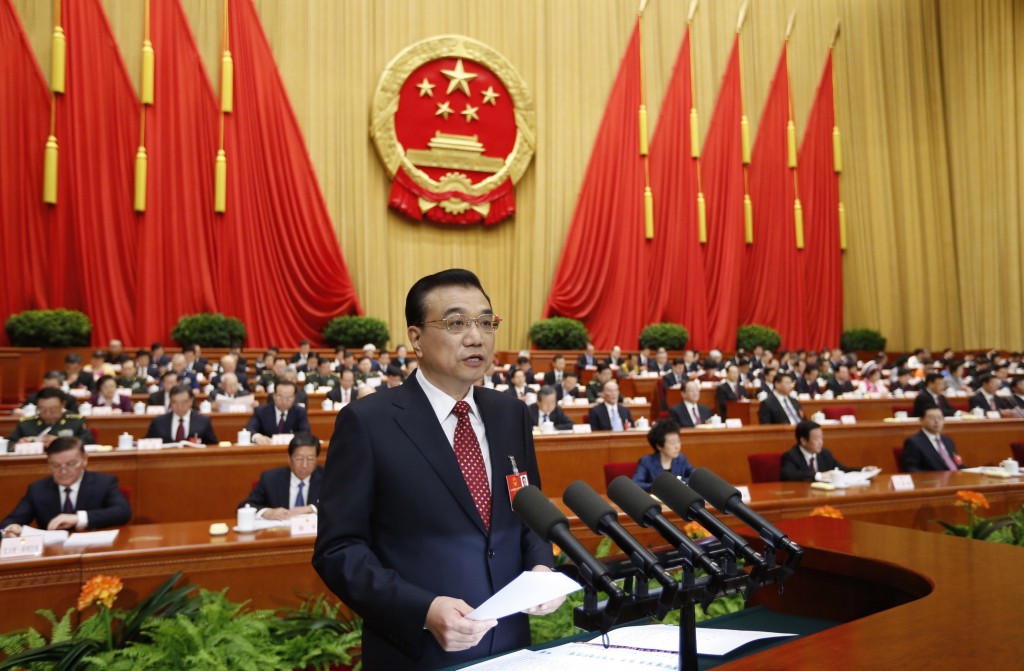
[
  {"x1": 133, "y1": 0, "x2": 220, "y2": 346},
  {"x1": 799, "y1": 51, "x2": 843, "y2": 348},
  {"x1": 217, "y1": 0, "x2": 361, "y2": 346},
  {"x1": 544, "y1": 22, "x2": 650, "y2": 348},
  {"x1": 741, "y1": 46, "x2": 808, "y2": 349},
  {"x1": 647, "y1": 28, "x2": 709, "y2": 348},
  {"x1": 0, "y1": 0, "x2": 52, "y2": 344},
  {"x1": 700, "y1": 37, "x2": 746, "y2": 349}
]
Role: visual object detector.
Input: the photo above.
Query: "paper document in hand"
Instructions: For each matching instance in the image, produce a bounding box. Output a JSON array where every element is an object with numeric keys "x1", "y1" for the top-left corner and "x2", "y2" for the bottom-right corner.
[
  {"x1": 64, "y1": 530, "x2": 120, "y2": 548},
  {"x1": 596, "y1": 623, "x2": 796, "y2": 656},
  {"x1": 467, "y1": 570, "x2": 581, "y2": 621}
]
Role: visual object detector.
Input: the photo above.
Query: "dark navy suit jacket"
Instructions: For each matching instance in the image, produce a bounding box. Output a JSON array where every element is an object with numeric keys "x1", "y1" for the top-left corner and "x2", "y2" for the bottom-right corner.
[
  {"x1": 312, "y1": 372, "x2": 551, "y2": 670},
  {"x1": 779, "y1": 445, "x2": 854, "y2": 481},
  {"x1": 669, "y1": 402, "x2": 714, "y2": 428},
  {"x1": 902, "y1": 430, "x2": 962, "y2": 472},
  {"x1": 1, "y1": 471, "x2": 131, "y2": 530},
  {"x1": 238, "y1": 465, "x2": 324, "y2": 509},
  {"x1": 145, "y1": 411, "x2": 219, "y2": 444},
  {"x1": 588, "y1": 403, "x2": 634, "y2": 431},
  {"x1": 245, "y1": 404, "x2": 311, "y2": 437},
  {"x1": 631, "y1": 453, "x2": 694, "y2": 492}
]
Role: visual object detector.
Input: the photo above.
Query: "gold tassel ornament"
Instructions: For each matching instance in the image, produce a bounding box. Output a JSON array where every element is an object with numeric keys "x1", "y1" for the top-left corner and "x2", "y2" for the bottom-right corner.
[
  {"x1": 697, "y1": 192, "x2": 707, "y2": 244},
  {"x1": 134, "y1": 146, "x2": 148, "y2": 212},
  {"x1": 833, "y1": 126, "x2": 842, "y2": 173},
  {"x1": 141, "y1": 40, "x2": 155, "y2": 105},
  {"x1": 787, "y1": 120, "x2": 797, "y2": 168},
  {"x1": 51, "y1": 26, "x2": 66, "y2": 94},
  {"x1": 794, "y1": 198, "x2": 804, "y2": 249},
  {"x1": 214, "y1": 149, "x2": 227, "y2": 213},
  {"x1": 838, "y1": 202, "x2": 847, "y2": 250},
  {"x1": 740, "y1": 115, "x2": 751, "y2": 165},
  {"x1": 690, "y1": 108, "x2": 700, "y2": 158},
  {"x1": 43, "y1": 135, "x2": 59, "y2": 204},
  {"x1": 644, "y1": 186, "x2": 654, "y2": 239},
  {"x1": 743, "y1": 193, "x2": 753, "y2": 243},
  {"x1": 638, "y1": 105, "x2": 649, "y2": 156}
]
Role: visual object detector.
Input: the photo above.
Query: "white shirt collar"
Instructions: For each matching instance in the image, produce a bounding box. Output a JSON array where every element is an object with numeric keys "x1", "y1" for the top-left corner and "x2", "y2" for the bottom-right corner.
[
  {"x1": 798, "y1": 446, "x2": 815, "y2": 462},
  {"x1": 416, "y1": 369, "x2": 480, "y2": 425},
  {"x1": 289, "y1": 472, "x2": 310, "y2": 487},
  {"x1": 922, "y1": 428, "x2": 942, "y2": 442}
]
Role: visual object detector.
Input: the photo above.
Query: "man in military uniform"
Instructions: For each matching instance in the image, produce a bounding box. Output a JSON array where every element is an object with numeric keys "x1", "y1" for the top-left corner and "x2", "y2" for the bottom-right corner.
[
  {"x1": 305, "y1": 356, "x2": 340, "y2": 390},
  {"x1": 116, "y1": 359, "x2": 149, "y2": 394},
  {"x1": 7, "y1": 388, "x2": 95, "y2": 449},
  {"x1": 257, "y1": 357, "x2": 287, "y2": 392}
]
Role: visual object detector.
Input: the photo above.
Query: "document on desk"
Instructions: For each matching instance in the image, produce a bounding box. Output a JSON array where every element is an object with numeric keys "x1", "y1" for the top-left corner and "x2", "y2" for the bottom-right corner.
[
  {"x1": 18, "y1": 526, "x2": 69, "y2": 546},
  {"x1": 461, "y1": 645, "x2": 677, "y2": 670},
  {"x1": 467, "y1": 571, "x2": 582, "y2": 621},
  {"x1": 64, "y1": 530, "x2": 119, "y2": 549},
  {"x1": 600, "y1": 623, "x2": 797, "y2": 656}
]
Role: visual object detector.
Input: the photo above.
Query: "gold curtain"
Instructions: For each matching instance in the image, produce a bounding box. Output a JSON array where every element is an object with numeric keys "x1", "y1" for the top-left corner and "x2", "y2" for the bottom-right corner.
[{"x1": 14, "y1": 0, "x2": 1023, "y2": 351}]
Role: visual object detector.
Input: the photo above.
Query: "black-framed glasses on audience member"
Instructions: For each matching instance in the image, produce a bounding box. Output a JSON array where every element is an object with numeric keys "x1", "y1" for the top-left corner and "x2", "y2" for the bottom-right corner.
[{"x1": 419, "y1": 313, "x2": 502, "y2": 333}]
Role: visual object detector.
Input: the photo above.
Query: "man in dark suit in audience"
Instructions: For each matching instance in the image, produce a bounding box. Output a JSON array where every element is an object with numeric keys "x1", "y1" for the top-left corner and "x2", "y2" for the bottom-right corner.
[
  {"x1": 903, "y1": 407, "x2": 963, "y2": 472},
  {"x1": 527, "y1": 386, "x2": 573, "y2": 430},
  {"x1": 63, "y1": 353, "x2": 95, "y2": 393},
  {"x1": 759, "y1": 372, "x2": 805, "y2": 425},
  {"x1": 555, "y1": 373, "x2": 580, "y2": 402},
  {"x1": 327, "y1": 369, "x2": 358, "y2": 405},
  {"x1": 543, "y1": 355, "x2": 568, "y2": 387},
  {"x1": 912, "y1": 373, "x2": 956, "y2": 417},
  {"x1": 1005, "y1": 377, "x2": 1024, "y2": 415},
  {"x1": 795, "y1": 366, "x2": 823, "y2": 398},
  {"x1": 780, "y1": 420, "x2": 859, "y2": 481},
  {"x1": 649, "y1": 347, "x2": 671, "y2": 374},
  {"x1": 145, "y1": 385, "x2": 219, "y2": 444},
  {"x1": 246, "y1": 381, "x2": 311, "y2": 445},
  {"x1": 576, "y1": 342, "x2": 598, "y2": 370},
  {"x1": 150, "y1": 343, "x2": 172, "y2": 375},
  {"x1": 588, "y1": 379, "x2": 633, "y2": 431},
  {"x1": 505, "y1": 369, "x2": 531, "y2": 402},
  {"x1": 290, "y1": 340, "x2": 313, "y2": 368},
  {"x1": 671, "y1": 380, "x2": 714, "y2": 428},
  {"x1": 210, "y1": 354, "x2": 250, "y2": 392},
  {"x1": 826, "y1": 364, "x2": 856, "y2": 396},
  {"x1": 715, "y1": 364, "x2": 748, "y2": 417},
  {"x1": 238, "y1": 432, "x2": 323, "y2": 520},
  {"x1": 1, "y1": 437, "x2": 131, "y2": 537},
  {"x1": 147, "y1": 372, "x2": 180, "y2": 412},
  {"x1": 969, "y1": 373, "x2": 1012, "y2": 416},
  {"x1": 585, "y1": 365, "x2": 613, "y2": 403}
]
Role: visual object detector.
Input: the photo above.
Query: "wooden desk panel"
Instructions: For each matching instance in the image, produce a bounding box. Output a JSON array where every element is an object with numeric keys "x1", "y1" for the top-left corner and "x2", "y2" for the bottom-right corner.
[{"x1": 725, "y1": 396, "x2": 974, "y2": 425}]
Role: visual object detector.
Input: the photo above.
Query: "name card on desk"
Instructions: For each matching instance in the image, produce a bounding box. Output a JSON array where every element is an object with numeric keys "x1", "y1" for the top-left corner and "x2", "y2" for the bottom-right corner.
[
  {"x1": 1, "y1": 536, "x2": 44, "y2": 559},
  {"x1": 146, "y1": 405, "x2": 166, "y2": 415},
  {"x1": 840, "y1": 415, "x2": 858, "y2": 425},
  {"x1": 725, "y1": 418, "x2": 743, "y2": 428},
  {"x1": 14, "y1": 442, "x2": 44, "y2": 455},
  {"x1": 986, "y1": 411, "x2": 1001, "y2": 420},
  {"x1": 736, "y1": 485, "x2": 752, "y2": 503},
  {"x1": 890, "y1": 475, "x2": 915, "y2": 491},
  {"x1": 137, "y1": 438, "x2": 164, "y2": 450},
  {"x1": 290, "y1": 514, "x2": 317, "y2": 537},
  {"x1": 572, "y1": 424, "x2": 592, "y2": 434},
  {"x1": 271, "y1": 433, "x2": 295, "y2": 445},
  {"x1": 91, "y1": 406, "x2": 113, "y2": 416}
]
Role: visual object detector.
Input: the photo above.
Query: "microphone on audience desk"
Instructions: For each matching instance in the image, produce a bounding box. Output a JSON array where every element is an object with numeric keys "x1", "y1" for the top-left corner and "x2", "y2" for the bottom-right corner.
[
  {"x1": 650, "y1": 472, "x2": 768, "y2": 572},
  {"x1": 606, "y1": 476, "x2": 725, "y2": 587},
  {"x1": 562, "y1": 481, "x2": 678, "y2": 617},
  {"x1": 512, "y1": 485, "x2": 626, "y2": 623},
  {"x1": 686, "y1": 467, "x2": 803, "y2": 560}
]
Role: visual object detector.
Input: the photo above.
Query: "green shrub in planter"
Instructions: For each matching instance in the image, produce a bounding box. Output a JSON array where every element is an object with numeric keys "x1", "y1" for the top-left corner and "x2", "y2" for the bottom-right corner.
[
  {"x1": 5, "y1": 309, "x2": 91, "y2": 346},
  {"x1": 639, "y1": 323, "x2": 689, "y2": 350},
  {"x1": 840, "y1": 328, "x2": 887, "y2": 352},
  {"x1": 528, "y1": 317, "x2": 590, "y2": 350},
  {"x1": 323, "y1": 315, "x2": 389, "y2": 350},
  {"x1": 736, "y1": 324, "x2": 781, "y2": 352},
  {"x1": 171, "y1": 313, "x2": 246, "y2": 348}
]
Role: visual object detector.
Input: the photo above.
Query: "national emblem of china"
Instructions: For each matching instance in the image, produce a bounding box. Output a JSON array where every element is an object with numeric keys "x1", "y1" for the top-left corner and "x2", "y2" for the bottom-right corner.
[{"x1": 370, "y1": 35, "x2": 535, "y2": 226}]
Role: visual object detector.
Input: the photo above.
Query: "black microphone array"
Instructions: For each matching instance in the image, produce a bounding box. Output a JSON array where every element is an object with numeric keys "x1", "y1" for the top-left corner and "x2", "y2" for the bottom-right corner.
[{"x1": 512, "y1": 468, "x2": 803, "y2": 671}]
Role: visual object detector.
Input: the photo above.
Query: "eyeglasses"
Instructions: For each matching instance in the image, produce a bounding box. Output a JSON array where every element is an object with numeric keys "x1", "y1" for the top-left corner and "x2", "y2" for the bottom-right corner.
[
  {"x1": 291, "y1": 456, "x2": 318, "y2": 464},
  {"x1": 420, "y1": 313, "x2": 502, "y2": 333},
  {"x1": 48, "y1": 460, "x2": 83, "y2": 472}
]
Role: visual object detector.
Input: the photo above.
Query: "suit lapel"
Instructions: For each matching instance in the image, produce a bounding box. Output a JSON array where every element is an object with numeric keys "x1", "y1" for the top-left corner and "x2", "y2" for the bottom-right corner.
[{"x1": 392, "y1": 375, "x2": 489, "y2": 535}]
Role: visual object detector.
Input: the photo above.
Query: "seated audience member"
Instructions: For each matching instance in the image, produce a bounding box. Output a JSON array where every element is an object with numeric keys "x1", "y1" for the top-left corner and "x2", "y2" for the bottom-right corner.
[
  {"x1": 556, "y1": 372, "x2": 581, "y2": 402},
  {"x1": 857, "y1": 363, "x2": 888, "y2": 395},
  {"x1": 619, "y1": 353, "x2": 642, "y2": 377},
  {"x1": 795, "y1": 366, "x2": 823, "y2": 398},
  {"x1": 290, "y1": 340, "x2": 312, "y2": 368},
  {"x1": 8, "y1": 388, "x2": 95, "y2": 447},
  {"x1": 509, "y1": 355, "x2": 536, "y2": 384},
  {"x1": 682, "y1": 349, "x2": 702, "y2": 375},
  {"x1": 20, "y1": 371, "x2": 78, "y2": 414},
  {"x1": 210, "y1": 373, "x2": 254, "y2": 409},
  {"x1": 993, "y1": 362, "x2": 1012, "y2": 390},
  {"x1": 183, "y1": 344, "x2": 210, "y2": 376},
  {"x1": 362, "y1": 344, "x2": 382, "y2": 371},
  {"x1": 238, "y1": 432, "x2": 323, "y2": 520},
  {"x1": 577, "y1": 342, "x2": 598, "y2": 370},
  {"x1": 527, "y1": 386, "x2": 573, "y2": 430},
  {"x1": 903, "y1": 407, "x2": 963, "y2": 472},
  {"x1": 1004, "y1": 377, "x2": 1024, "y2": 414},
  {"x1": 912, "y1": 373, "x2": 956, "y2": 417},
  {"x1": 892, "y1": 367, "x2": 921, "y2": 394},
  {"x1": 638, "y1": 346, "x2": 653, "y2": 371},
  {"x1": 780, "y1": 420, "x2": 859, "y2": 482},
  {"x1": 382, "y1": 365, "x2": 405, "y2": 390},
  {"x1": 150, "y1": 342, "x2": 171, "y2": 375},
  {"x1": 378, "y1": 350, "x2": 394, "y2": 376},
  {"x1": 87, "y1": 350, "x2": 115, "y2": 378},
  {"x1": 327, "y1": 369, "x2": 358, "y2": 405},
  {"x1": 246, "y1": 381, "x2": 311, "y2": 445},
  {"x1": 662, "y1": 358, "x2": 688, "y2": 390},
  {"x1": 588, "y1": 379, "x2": 633, "y2": 431},
  {"x1": 393, "y1": 343, "x2": 412, "y2": 372},
  {"x1": 969, "y1": 373, "x2": 1012, "y2": 416},
  {"x1": 736, "y1": 358, "x2": 754, "y2": 385},
  {"x1": 257, "y1": 357, "x2": 287, "y2": 392},
  {"x1": 168, "y1": 353, "x2": 199, "y2": 389},
  {"x1": 211, "y1": 354, "x2": 250, "y2": 392},
  {"x1": 649, "y1": 347, "x2": 671, "y2": 374},
  {"x1": 826, "y1": 364, "x2": 856, "y2": 396},
  {"x1": 703, "y1": 349, "x2": 724, "y2": 371},
  {"x1": 505, "y1": 369, "x2": 531, "y2": 401},
  {"x1": 279, "y1": 369, "x2": 309, "y2": 406},
  {"x1": 116, "y1": 359, "x2": 148, "y2": 394},
  {"x1": 715, "y1": 364, "x2": 748, "y2": 417},
  {"x1": 543, "y1": 355, "x2": 568, "y2": 387},
  {"x1": 354, "y1": 356, "x2": 382, "y2": 386},
  {"x1": 1, "y1": 437, "x2": 131, "y2": 536},
  {"x1": 632, "y1": 419, "x2": 694, "y2": 491},
  {"x1": 585, "y1": 365, "x2": 614, "y2": 403},
  {"x1": 64, "y1": 353, "x2": 95, "y2": 393},
  {"x1": 758, "y1": 372, "x2": 804, "y2": 425},
  {"x1": 89, "y1": 375, "x2": 133, "y2": 413},
  {"x1": 487, "y1": 360, "x2": 507, "y2": 387},
  {"x1": 604, "y1": 345, "x2": 624, "y2": 369},
  {"x1": 145, "y1": 385, "x2": 219, "y2": 444},
  {"x1": 671, "y1": 380, "x2": 714, "y2": 428},
  {"x1": 133, "y1": 349, "x2": 154, "y2": 382},
  {"x1": 105, "y1": 339, "x2": 129, "y2": 366},
  {"x1": 147, "y1": 372, "x2": 179, "y2": 412},
  {"x1": 943, "y1": 360, "x2": 970, "y2": 393},
  {"x1": 305, "y1": 355, "x2": 339, "y2": 389}
]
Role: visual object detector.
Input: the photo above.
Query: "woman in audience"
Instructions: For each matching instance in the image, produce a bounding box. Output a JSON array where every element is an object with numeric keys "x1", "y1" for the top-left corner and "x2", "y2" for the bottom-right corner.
[
  {"x1": 944, "y1": 360, "x2": 971, "y2": 394},
  {"x1": 632, "y1": 420, "x2": 695, "y2": 492},
  {"x1": 90, "y1": 375, "x2": 133, "y2": 413},
  {"x1": 857, "y1": 364, "x2": 888, "y2": 396}
]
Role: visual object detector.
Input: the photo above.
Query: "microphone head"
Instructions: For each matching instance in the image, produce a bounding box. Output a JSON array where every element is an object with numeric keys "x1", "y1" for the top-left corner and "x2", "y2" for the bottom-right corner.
[
  {"x1": 687, "y1": 467, "x2": 740, "y2": 511},
  {"x1": 650, "y1": 471, "x2": 705, "y2": 519},
  {"x1": 512, "y1": 485, "x2": 567, "y2": 542},
  {"x1": 563, "y1": 481, "x2": 617, "y2": 534},
  {"x1": 607, "y1": 476, "x2": 660, "y2": 526}
]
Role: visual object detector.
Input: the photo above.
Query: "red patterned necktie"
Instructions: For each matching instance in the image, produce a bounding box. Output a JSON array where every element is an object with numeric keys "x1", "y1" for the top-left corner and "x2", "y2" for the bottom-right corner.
[
  {"x1": 175, "y1": 418, "x2": 185, "y2": 442},
  {"x1": 452, "y1": 401, "x2": 490, "y2": 531}
]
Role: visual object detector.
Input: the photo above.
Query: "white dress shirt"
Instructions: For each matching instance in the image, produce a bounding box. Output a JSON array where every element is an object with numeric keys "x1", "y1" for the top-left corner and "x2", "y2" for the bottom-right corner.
[{"x1": 418, "y1": 370, "x2": 493, "y2": 485}]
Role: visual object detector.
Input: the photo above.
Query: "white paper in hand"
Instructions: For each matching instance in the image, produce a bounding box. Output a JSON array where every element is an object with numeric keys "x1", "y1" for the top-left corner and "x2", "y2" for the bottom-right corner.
[{"x1": 467, "y1": 571, "x2": 581, "y2": 621}]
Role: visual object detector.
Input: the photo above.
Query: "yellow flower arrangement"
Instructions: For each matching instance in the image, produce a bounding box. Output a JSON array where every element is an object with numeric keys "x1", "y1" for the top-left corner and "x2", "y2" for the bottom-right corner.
[
  {"x1": 682, "y1": 521, "x2": 711, "y2": 540},
  {"x1": 77, "y1": 575, "x2": 123, "y2": 611},
  {"x1": 809, "y1": 505, "x2": 844, "y2": 519},
  {"x1": 955, "y1": 490, "x2": 989, "y2": 512}
]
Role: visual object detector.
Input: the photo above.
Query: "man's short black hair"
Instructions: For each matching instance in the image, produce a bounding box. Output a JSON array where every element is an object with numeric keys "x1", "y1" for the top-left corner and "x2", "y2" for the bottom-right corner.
[
  {"x1": 672, "y1": 357, "x2": 686, "y2": 366},
  {"x1": 925, "y1": 372, "x2": 944, "y2": 385},
  {"x1": 386, "y1": 365, "x2": 404, "y2": 378},
  {"x1": 538, "y1": 385, "x2": 557, "y2": 400},
  {"x1": 135, "y1": 349, "x2": 150, "y2": 359},
  {"x1": 46, "y1": 436, "x2": 84, "y2": 457},
  {"x1": 553, "y1": 354, "x2": 565, "y2": 362},
  {"x1": 43, "y1": 370, "x2": 65, "y2": 382},
  {"x1": 405, "y1": 269, "x2": 491, "y2": 327},
  {"x1": 776, "y1": 371, "x2": 796, "y2": 384},
  {"x1": 288, "y1": 431, "x2": 321, "y2": 456},
  {"x1": 795, "y1": 420, "x2": 820, "y2": 444},
  {"x1": 647, "y1": 419, "x2": 681, "y2": 450},
  {"x1": 977, "y1": 372, "x2": 994, "y2": 385},
  {"x1": 169, "y1": 384, "x2": 194, "y2": 398},
  {"x1": 275, "y1": 380, "x2": 298, "y2": 394},
  {"x1": 161, "y1": 371, "x2": 179, "y2": 382},
  {"x1": 65, "y1": 353, "x2": 82, "y2": 365},
  {"x1": 299, "y1": 339, "x2": 310, "y2": 347},
  {"x1": 517, "y1": 355, "x2": 530, "y2": 365},
  {"x1": 36, "y1": 387, "x2": 67, "y2": 403}
]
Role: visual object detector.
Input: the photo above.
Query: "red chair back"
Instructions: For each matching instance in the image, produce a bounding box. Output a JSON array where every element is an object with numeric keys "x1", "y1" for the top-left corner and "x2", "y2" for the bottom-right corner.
[
  {"x1": 118, "y1": 485, "x2": 132, "y2": 503},
  {"x1": 892, "y1": 447, "x2": 905, "y2": 472},
  {"x1": 822, "y1": 406, "x2": 856, "y2": 421},
  {"x1": 747, "y1": 453, "x2": 782, "y2": 483},
  {"x1": 603, "y1": 462, "x2": 637, "y2": 491}
]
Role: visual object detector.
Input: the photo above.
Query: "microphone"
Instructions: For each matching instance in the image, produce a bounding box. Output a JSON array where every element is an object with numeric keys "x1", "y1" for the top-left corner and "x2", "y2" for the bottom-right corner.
[
  {"x1": 512, "y1": 485, "x2": 625, "y2": 602},
  {"x1": 562, "y1": 481, "x2": 678, "y2": 596},
  {"x1": 607, "y1": 476, "x2": 724, "y2": 581},
  {"x1": 650, "y1": 472, "x2": 767, "y2": 570},
  {"x1": 687, "y1": 468, "x2": 802, "y2": 556}
]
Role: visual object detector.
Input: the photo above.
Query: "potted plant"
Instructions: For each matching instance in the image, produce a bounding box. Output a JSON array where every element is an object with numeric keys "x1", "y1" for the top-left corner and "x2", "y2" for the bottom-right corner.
[
  {"x1": 322, "y1": 316, "x2": 389, "y2": 350},
  {"x1": 528, "y1": 317, "x2": 589, "y2": 350},
  {"x1": 840, "y1": 328, "x2": 887, "y2": 352},
  {"x1": 171, "y1": 313, "x2": 246, "y2": 347},
  {"x1": 639, "y1": 323, "x2": 689, "y2": 350},
  {"x1": 736, "y1": 324, "x2": 781, "y2": 353},
  {"x1": 4, "y1": 309, "x2": 92, "y2": 347}
]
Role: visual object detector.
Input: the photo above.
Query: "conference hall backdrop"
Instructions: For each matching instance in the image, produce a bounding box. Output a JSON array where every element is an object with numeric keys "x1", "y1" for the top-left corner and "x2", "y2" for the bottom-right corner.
[{"x1": 5, "y1": 0, "x2": 1023, "y2": 351}]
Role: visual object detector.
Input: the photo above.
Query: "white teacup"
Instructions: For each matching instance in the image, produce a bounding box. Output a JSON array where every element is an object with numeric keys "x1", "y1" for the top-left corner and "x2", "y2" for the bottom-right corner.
[
  {"x1": 541, "y1": 420, "x2": 555, "y2": 434},
  {"x1": 1001, "y1": 458, "x2": 1020, "y2": 475},
  {"x1": 894, "y1": 410, "x2": 908, "y2": 420}
]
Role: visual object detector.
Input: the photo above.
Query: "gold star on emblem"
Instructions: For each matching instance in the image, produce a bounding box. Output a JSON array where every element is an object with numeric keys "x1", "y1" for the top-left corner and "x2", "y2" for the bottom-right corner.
[
  {"x1": 436, "y1": 101, "x2": 454, "y2": 119},
  {"x1": 416, "y1": 78, "x2": 436, "y2": 97},
  {"x1": 441, "y1": 59, "x2": 477, "y2": 96},
  {"x1": 461, "y1": 104, "x2": 479, "y2": 122},
  {"x1": 481, "y1": 86, "x2": 500, "y2": 105}
]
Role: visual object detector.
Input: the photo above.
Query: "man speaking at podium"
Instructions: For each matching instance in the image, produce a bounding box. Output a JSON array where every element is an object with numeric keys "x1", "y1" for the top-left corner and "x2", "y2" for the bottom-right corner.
[{"x1": 313, "y1": 269, "x2": 563, "y2": 670}]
